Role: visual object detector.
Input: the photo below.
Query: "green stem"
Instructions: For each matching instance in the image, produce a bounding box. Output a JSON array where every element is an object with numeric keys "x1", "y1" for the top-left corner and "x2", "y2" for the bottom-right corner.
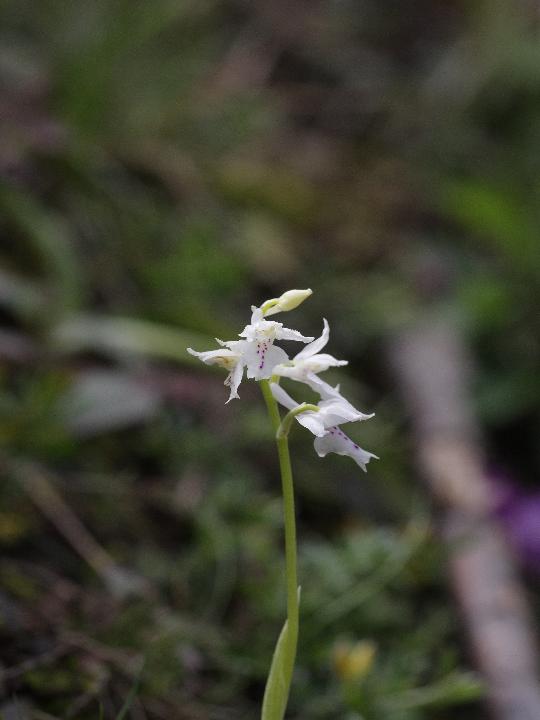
[
  {"x1": 277, "y1": 403, "x2": 320, "y2": 439},
  {"x1": 260, "y1": 379, "x2": 281, "y2": 433},
  {"x1": 276, "y1": 434, "x2": 299, "y2": 677},
  {"x1": 260, "y1": 380, "x2": 299, "y2": 709}
]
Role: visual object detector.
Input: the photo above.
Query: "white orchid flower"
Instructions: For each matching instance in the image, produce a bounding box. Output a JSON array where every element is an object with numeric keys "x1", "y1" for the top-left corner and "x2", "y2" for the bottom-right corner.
[
  {"x1": 270, "y1": 382, "x2": 377, "y2": 471},
  {"x1": 187, "y1": 345, "x2": 244, "y2": 403},
  {"x1": 216, "y1": 336, "x2": 289, "y2": 382},
  {"x1": 270, "y1": 382, "x2": 373, "y2": 434},
  {"x1": 240, "y1": 306, "x2": 314, "y2": 344},
  {"x1": 272, "y1": 318, "x2": 347, "y2": 384},
  {"x1": 187, "y1": 300, "x2": 314, "y2": 399},
  {"x1": 231, "y1": 305, "x2": 314, "y2": 380},
  {"x1": 313, "y1": 429, "x2": 378, "y2": 472}
]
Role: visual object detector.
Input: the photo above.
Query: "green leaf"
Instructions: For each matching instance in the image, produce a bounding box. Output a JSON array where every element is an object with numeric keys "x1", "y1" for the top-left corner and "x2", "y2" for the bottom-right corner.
[
  {"x1": 0, "y1": 187, "x2": 83, "y2": 315},
  {"x1": 261, "y1": 618, "x2": 293, "y2": 720},
  {"x1": 50, "y1": 314, "x2": 213, "y2": 366},
  {"x1": 59, "y1": 369, "x2": 162, "y2": 437},
  {"x1": 441, "y1": 179, "x2": 540, "y2": 273}
]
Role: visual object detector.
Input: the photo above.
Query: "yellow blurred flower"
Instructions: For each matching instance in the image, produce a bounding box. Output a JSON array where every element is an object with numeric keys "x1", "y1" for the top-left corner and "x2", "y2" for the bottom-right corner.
[
  {"x1": 0, "y1": 512, "x2": 30, "y2": 545},
  {"x1": 332, "y1": 640, "x2": 377, "y2": 682}
]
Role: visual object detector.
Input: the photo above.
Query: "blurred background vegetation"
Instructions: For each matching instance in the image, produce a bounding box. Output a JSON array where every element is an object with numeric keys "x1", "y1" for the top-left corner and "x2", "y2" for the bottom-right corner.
[{"x1": 1, "y1": 0, "x2": 539, "y2": 718}]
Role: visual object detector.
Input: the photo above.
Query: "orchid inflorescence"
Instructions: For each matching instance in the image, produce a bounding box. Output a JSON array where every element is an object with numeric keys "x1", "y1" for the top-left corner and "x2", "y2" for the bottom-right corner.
[{"x1": 188, "y1": 289, "x2": 377, "y2": 471}]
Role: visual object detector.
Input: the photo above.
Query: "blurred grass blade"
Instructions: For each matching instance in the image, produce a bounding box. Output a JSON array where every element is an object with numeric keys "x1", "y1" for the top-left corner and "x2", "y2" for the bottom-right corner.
[
  {"x1": 0, "y1": 187, "x2": 82, "y2": 314},
  {"x1": 0, "y1": 268, "x2": 45, "y2": 322},
  {"x1": 116, "y1": 665, "x2": 143, "y2": 720},
  {"x1": 382, "y1": 671, "x2": 484, "y2": 711},
  {"x1": 51, "y1": 314, "x2": 213, "y2": 365},
  {"x1": 261, "y1": 618, "x2": 292, "y2": 720}
]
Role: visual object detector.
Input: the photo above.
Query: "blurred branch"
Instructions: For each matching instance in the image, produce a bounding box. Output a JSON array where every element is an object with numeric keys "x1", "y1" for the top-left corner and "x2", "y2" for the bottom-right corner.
[
  {"x1": 202, "y1": 20, "x2": 282, "y2": 102},
  {"x1": 0, "y1": 643, "x2": 70, "y2": 683},
  {"x1": 4, "y1": 458, "x2": 152, "y2": 600},
  {"x1": 389, "y1": 314, "x2": 540, "y2": 720}
]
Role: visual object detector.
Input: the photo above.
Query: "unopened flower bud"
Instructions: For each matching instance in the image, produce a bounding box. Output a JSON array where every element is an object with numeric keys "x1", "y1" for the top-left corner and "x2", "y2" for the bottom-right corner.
[{"x1": 262, "y1": 289, "x2": 312, "y2": 317}]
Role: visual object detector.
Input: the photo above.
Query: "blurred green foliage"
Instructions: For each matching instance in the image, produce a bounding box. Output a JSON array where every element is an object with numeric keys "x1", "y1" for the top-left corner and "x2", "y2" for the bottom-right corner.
[{"x1": 1, "y1": 0, "x2": 539, "y2": 717}]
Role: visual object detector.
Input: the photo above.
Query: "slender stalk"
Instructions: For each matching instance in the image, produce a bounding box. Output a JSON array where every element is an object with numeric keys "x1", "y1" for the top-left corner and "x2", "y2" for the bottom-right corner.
[
  {"x1": 260, "y1": 379, "x2": 299, "y2": 710},
  {"x1": 277, "y1": 403, "x2": 320, "y2": 439},
  {"x1": 276, "y1": 433, "x2": 299, "y2": 682},
  {"x1": 260, "y1": 379, "x2": 281, "y2": 433}
]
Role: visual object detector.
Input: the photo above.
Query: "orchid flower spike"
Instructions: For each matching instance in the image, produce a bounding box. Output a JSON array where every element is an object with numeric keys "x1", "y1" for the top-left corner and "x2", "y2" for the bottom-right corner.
[
  {"x1": 218, "y1": 305, "x2": 313, "y2": 381},
  {"x1": 188, "y1": 289, "x2": 377, "y2": 475},
  {"x1": 272, "y1": 318, "x2": 347, "y2": 385},
  {"x1": 270, "y1": 382, "x2": 377, "y2": 471}
]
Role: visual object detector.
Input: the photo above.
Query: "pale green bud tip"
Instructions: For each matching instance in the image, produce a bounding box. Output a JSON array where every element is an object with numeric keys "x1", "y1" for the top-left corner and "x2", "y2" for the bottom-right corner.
[{"x1": 261, "y1": 288, "x2": 313, "y2": 317}]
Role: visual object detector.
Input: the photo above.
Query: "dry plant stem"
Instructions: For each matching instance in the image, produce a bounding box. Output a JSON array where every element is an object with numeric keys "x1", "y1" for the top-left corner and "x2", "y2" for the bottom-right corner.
[
  {"x1": 260, "y1": 380, "x2": 299, "y2": 703},
  {"x1": 390, "y1": 317, "x2": 540, "y2": 720},
  {"x1": 4, "y1": 457, "x2": 151, "y2": 599},
  {"x1": 9, "y1": 459, "x2": 116, "y2": 577}
]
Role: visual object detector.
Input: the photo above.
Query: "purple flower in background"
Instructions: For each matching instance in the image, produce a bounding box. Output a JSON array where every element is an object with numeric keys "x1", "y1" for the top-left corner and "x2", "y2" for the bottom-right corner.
[{"x1": 489, "y1": 470, "x2": 540, "y2": 575}]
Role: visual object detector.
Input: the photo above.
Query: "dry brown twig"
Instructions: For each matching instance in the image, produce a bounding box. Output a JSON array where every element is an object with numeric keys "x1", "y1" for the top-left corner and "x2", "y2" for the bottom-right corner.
[
  {"x1": 389, "y1": 315, "x2": 540, "y2": 720},
  {"x1": 2, "y1": 457, "x2": 153, "y2": 601}
]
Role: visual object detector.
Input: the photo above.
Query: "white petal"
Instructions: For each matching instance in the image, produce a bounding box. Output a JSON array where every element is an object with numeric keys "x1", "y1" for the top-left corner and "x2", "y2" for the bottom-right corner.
[
  {"x1": 302, "y1": 354, "x2": 348, "y2": 372},
  {"x1": 225, "y1": 360, "x2": 244, "y2": 403},
  {"x1": 250, "y1": 305, "x2": 264, "y2": 323},
  {"x1": 296, "y1": 412, "x2": 327, "y2": 436},
  {"x1": 305, "y1": 373, "x2": 342, "y2": 399},
  {"x1": 271, "y1": 362, "x2": 306, "y2": 381},
  {"x1": 295, "y1": 318, "x2": 330, "y2": 360},
  {"x1": 238, "y1": 324, "x2": 256, "y2": 341},
  {"x1": 239, "y1": 318, "x2": 280, "y2": 341},
  {"x1": 261, "y1": 344, "x2": 290, "y2": 378},
  {"x1": 217, "y1": 338, "x2": 251, "y2": 356},
  {"x1": 272, "y1": 356, "x2": 347, "y2": 386},
  {"x1": 305, "y1": 375, "x2": 373, "y2": 421},
  {"x1": 275, "y1": 326, "x2": 314, "y2": 343},
  {"x1": 187, "y1": 347, "x2": 213, "y2": 361},
  {"x1": 216, "y1": 338, "x2": 243, "y2": 350},
  {"x1": 317, "y1": 399, "x2": 365, "y2": 426},
  {"x1": 244, "y1": 341, "x2": 289, "y2": 380},
  {"x1": 187, "y1": 347, "x2": 240, "y2": 370},
  {"x1": 313, "y1": 429, "x2": 378, "y2": 471},
  {"x1": 270, "y1": 382, "x2": 298, "y2": 411}
]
